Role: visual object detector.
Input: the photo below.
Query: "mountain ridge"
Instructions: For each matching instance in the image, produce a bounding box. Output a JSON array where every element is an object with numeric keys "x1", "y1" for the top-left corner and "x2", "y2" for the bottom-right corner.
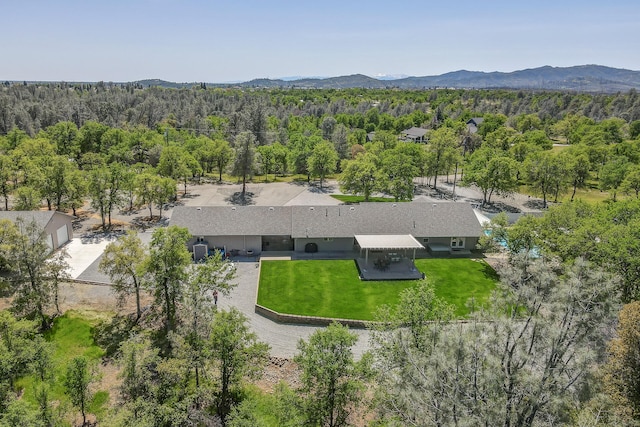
[
  {"x1": 16, "y1": 65, "x2": 637, "y2": 93},
  {"x1": 227, "y1": 65, "x2": 640, "y2": 92}
]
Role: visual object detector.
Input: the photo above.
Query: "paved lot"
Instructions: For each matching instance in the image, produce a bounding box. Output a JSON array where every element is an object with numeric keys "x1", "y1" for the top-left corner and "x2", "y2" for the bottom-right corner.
[
  {"x1": 179, "y1": 180, "x2": 344, "y2": 207},
  {"x1": 65, "y1": 234, "x2": 119, "y2": 280},
  {"x1": 74, "y1": 231, "x2": 154, "y2": 283}
]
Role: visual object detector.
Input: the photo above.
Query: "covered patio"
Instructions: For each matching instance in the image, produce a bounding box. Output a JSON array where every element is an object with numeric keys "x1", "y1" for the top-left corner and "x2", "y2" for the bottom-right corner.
[{"x1": 354, "y1": 235, "x2": 425, "y2": 281}]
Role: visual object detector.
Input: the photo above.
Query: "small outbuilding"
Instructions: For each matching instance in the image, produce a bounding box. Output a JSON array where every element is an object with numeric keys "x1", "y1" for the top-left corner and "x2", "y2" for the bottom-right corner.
[
  {"x1": 466, "y1": 117, "x2": 484, "y2": 134},
  {"x1": 0, "y1": 211, "x2": 74, "y2": 250}
]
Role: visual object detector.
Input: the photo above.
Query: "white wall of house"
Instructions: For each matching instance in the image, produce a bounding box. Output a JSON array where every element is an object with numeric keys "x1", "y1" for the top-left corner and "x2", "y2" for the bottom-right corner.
[
  {"x1": 418, "y1": 236, "x2": 479, "y2": 254},
  {"x1": 294, "y1": 237, "x2": 355, "y2": 252},
  {"x1": 46, "y1": 213, "x2": 74, "y2": 249},
  {"x1": 187, "y1": 235, "x2": 262, "y2": 254}
]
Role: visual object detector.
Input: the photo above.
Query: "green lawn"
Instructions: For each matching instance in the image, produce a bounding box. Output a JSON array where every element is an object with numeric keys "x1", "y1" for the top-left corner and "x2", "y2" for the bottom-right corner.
[
  {"x1": 17, "y1": 310, "x2": 110, "y2": 421},
  {"x1": 257, "y1": 259, "x2": 498, "y2": 320}
]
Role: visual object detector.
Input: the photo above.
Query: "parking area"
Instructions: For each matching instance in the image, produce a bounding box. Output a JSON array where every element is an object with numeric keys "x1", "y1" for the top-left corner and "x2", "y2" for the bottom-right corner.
[{"x1": 65, "y1": 234, "x2": 119, "y2": 280}]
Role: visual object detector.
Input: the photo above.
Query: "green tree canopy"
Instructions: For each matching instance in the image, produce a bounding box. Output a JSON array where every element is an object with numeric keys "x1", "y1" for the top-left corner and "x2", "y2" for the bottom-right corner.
[
  {"x1": 371, "y1": 257, "x2": 618, "y2": 426},
  {"x1": 232, "y1": 131, "x2": 256, "y2": 198},
  {"x1": 99, "y1": 231, "x2": 148, "y2": 321},
  {"x1": 307, "y1": 140, "x2": 339, "y2": 189},
  {"x1": 144, "y1": 226, "x2": 192, "y2": 335},
  {"x1": 425, "y1": 127, "x2": 460, "y2": 190},
  {"x1": 208, "y1": 308, "x2": 270, "y2": 424},
  {"x1": 295, "y1": 323, "x2": 373, "y2": 427},
  {"x1": 464, "y1": 146, "x2": 519, "y2": 206}
]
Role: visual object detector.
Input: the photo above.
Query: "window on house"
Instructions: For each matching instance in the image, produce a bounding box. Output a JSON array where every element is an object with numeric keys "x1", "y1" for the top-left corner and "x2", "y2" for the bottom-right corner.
[{"x1": 450, "y1": 237, "x2": 465, "y2": 248}]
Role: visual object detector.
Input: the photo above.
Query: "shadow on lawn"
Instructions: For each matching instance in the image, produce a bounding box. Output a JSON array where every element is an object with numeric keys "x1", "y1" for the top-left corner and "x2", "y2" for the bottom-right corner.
[
  {"x1": 92, "y1": 314, "x2": 138, "y2": 358},
  {"x1": 480, "y1": 261, "x2": 501, "y2": 282}
]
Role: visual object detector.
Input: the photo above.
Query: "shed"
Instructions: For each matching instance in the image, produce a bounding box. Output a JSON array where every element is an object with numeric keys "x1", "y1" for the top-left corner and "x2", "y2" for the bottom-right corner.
[{"x1": 0, "y1": 211, "x2": 74, "y2": 250}]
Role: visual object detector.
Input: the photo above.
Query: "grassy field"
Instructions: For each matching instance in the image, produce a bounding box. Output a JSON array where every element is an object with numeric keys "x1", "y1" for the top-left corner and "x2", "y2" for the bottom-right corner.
[
  {"x1": 17, "y1": 310, "x2": 110, "y2": 423},
  {"x1": 518, "y1": 183, "x2": 614, "y2": 204},
  {"x1": 257, "y1": 258, "x2": 498, "y2": 320}
]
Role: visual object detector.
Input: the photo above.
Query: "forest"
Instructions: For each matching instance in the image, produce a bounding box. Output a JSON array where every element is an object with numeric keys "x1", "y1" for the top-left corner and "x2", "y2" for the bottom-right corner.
[{"x1": 1, "y1": 82, "x2": 640, "y2": 426}]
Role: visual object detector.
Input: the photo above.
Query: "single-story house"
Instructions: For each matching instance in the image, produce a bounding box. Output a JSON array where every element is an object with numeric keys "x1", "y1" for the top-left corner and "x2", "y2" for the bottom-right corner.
[
  {"x1": 466, "y1": 117, "x2": 484, "y2": 134},
  {"x1": 399, "y1": 127, "x2": 428, "y2": 142},
  {"x1": 170, "y1": 202, "x2": 482, "y2": 259},
  {"x1": 0, "y1": 211, "x2": 74, "y2": 250}
]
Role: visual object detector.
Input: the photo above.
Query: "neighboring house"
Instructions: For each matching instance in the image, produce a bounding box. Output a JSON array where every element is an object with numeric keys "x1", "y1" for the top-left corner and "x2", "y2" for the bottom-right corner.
[
  {"x1": 399, "y1": 127, "x2": 428, "y2": 142},
  {"x1": 466, "y1": 117, "x2": 484, "y2": 134},
  {"x1": 170, "y1": 202, "x2": 482, "y2": 258},
  {"x1": 366, "y1": 131, "x2": 376, "y2": 142},
  {"x1": 0, "y1": 211, "x2": 74, "y2": 250}
]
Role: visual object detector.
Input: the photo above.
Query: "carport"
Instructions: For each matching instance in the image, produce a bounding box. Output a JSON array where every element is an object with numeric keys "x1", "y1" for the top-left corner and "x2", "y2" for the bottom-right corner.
[
  {"x1": 355, "y1": 234, "x2": 424, "y2": 264},
  {"x1": 354, "y1": 235, "x2": 425, "y2": 281}
]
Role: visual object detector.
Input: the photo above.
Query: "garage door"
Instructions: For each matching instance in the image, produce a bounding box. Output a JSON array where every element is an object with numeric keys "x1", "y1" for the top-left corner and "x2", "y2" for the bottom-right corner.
[{"x1": 56, "y1": 224, "x2": 69, "y2": 247}]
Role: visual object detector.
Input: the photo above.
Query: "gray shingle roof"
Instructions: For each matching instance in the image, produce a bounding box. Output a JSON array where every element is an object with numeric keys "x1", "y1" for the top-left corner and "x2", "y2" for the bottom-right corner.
[
  {"x1": 291, "y1": 203, "x2": 480, "y2": 238},
  {"x1": 401, "y1": 127, "x2": 428, "y2": 138},
  {"x1": 170, "y1": 206, "x2": 292, "y2": 237},
  {"x1": 171, "y1": 203, "x2": 481, "y2": 238},
  {"x1": 0, "y1": 211, "x2": 57, "y2": 230}
]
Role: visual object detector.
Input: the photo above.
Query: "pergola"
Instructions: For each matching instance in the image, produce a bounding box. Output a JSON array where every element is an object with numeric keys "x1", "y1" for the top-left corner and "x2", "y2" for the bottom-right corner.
[{"x1": 354, "y1": 234, "x2": 424, "y2": 263}]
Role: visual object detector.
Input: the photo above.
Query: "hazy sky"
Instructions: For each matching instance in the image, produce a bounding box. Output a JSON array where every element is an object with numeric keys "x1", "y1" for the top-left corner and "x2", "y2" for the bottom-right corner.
[{"x1": 3, "y1": 0, "x2": 639, "y2": 82}]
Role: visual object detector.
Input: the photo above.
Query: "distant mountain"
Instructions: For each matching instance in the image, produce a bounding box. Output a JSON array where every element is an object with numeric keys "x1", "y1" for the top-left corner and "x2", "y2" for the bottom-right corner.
[
  {"x1": 134, "y1": 79, "x2": 198, "y2": 89},
  {"x1": 232, "y1": 65, "x2": 640, "y2": 93},
  {"x1": 391, "y1": 65, "x2": 640, "y2": 92},
  {"x1": 241, "y1": 74, "x2": 387, "y2": 89},
  {"x1": 278, "y1": 75, "x2": 328, "y2": 81},
  {"x1": 126, "y1": 65, "x2": 640, "y2": 93},
  {"x1": 374, "y1": 73, "x2": 411, "y2": 81}
]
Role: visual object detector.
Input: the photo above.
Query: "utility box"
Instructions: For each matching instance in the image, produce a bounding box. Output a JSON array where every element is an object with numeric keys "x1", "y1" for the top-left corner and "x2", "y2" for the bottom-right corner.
[{"x1": 193, "y1": 243, "x2": 208, "y2": 261}]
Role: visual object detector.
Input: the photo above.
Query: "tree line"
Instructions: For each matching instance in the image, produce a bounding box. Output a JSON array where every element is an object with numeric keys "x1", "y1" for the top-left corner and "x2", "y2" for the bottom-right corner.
[
  {"x1": 2, "y1": 107, "x2": 639, "y2": 217},
  {"x1": 475, "y1": 195, "x2": 640, "y2": 425},
  {"x1": 3, "y1": 82, "x2": 640, "y2": 136}
]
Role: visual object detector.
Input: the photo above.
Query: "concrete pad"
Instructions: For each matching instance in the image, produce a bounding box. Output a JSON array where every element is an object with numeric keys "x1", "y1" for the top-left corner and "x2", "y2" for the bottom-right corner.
[
  {"x1": 179, "y1": 181, "x2": 342, "y2": 208},
  {"x1": 64, "y1": 235, "x2": 118, "y2": 279}
]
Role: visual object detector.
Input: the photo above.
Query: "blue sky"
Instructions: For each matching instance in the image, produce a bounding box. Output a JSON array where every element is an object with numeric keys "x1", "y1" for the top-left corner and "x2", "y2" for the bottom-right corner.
[{"x1": 3, "y1": 0, "x2": 639, "y2": 82}]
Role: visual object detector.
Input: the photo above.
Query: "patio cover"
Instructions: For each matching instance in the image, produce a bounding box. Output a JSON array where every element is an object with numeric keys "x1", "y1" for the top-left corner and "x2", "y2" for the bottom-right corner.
[{"x1": 355, "y1": 234, "x2": 424, "y2": 263}]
